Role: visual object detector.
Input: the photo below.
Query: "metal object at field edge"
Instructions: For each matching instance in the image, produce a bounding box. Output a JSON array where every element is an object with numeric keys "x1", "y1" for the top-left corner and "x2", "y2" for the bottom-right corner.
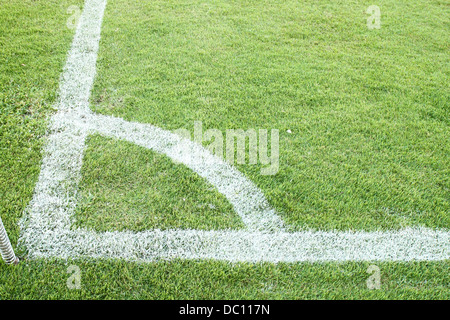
[{"x1": 0, "y1": 216, "x2": 19, "y2": 264}]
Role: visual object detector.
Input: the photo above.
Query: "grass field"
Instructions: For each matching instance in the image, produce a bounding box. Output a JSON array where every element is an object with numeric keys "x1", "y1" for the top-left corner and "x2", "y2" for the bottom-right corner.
[{"x1": 0, "y1": 0, "x2": 449, "y2": 299}]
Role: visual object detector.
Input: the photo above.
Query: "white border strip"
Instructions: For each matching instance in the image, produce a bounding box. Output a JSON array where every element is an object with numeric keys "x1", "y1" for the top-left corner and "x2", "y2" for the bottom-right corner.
[
  {"x1": 26, "y1": 228, "x2": 450, "y2": 263},
  {"x1": 19, "y1": 0, "x2": 450, "y2": 262}
]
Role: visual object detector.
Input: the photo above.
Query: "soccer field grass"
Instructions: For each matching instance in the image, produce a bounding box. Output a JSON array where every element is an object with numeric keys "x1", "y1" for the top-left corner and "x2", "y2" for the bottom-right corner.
[{"x1": 0, "y1": 0, "x2": 449, "y2": 299}]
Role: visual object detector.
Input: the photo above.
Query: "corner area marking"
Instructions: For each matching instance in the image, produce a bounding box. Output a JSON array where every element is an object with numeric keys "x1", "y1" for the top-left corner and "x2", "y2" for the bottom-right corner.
[{"x1": 18, "y1": 0, "x2": 450, "y2": 262}]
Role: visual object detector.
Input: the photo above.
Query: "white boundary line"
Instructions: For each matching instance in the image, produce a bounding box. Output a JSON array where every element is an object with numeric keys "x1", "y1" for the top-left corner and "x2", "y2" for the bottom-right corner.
[{"x1": 19, "y1": 0, "x2": 449, "y2": 262}]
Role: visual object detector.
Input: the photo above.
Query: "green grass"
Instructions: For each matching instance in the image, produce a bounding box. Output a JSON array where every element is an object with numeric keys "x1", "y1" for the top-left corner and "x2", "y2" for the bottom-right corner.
[
  {"x1": 0, "y1": 0, "x2": 449, "y2": 299},
  {"x1": 75, "y1": 134, "x2": 243, "y2": 232},
  {"x1": 88, "y1": 0, "x2": 449, "y2": 231},
  {"x1": 0, "y1": 0, "x2": 84, "y2": 253},
  {"x1": 1, "y1": 260, "x2": 449, "y2": 299}
]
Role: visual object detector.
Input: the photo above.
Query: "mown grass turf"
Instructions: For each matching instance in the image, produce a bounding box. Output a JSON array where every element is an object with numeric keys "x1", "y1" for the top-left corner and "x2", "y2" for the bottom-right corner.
[
  {"x1": 0, "y1": 0, "x2": 84, "y2": 251},
  {"x1": 88, "y1": 0, "x2": 449, "y2": 232},
  {"x1": 0, "y1": 0, "x2": 449, "y2": 299},
  {"x1": 75, "y1": 134, "x2": 243, "y2": 232},
  {"x1": 1, "y1": 259, "x2": 449, "y2": 299}
]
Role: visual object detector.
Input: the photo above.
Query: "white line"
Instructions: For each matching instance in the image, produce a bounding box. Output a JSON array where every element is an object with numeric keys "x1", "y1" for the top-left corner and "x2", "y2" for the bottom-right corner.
[
  {"x1": 88, "y1": 112, "x2": 285, "y2": 231},
  {"x1": 23, "y1": 228, "x2": 450, "y2": 262},
  {"x1": 19, "y1": 0, "x2": 450, "y2": 262},
  {"x1": 19, "y1": 0, "x2": 106, "y2": 246}
]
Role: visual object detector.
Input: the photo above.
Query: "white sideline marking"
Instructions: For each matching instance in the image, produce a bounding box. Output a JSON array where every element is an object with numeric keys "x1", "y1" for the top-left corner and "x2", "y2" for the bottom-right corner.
[{"x1": 19, "y1": 0, "x2": 450, "y2": 262}]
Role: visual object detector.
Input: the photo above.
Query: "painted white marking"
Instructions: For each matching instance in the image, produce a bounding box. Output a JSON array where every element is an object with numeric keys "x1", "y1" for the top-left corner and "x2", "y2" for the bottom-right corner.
[{"x1": 19, "y1": 0, "x2": 450, "y2": 262}]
